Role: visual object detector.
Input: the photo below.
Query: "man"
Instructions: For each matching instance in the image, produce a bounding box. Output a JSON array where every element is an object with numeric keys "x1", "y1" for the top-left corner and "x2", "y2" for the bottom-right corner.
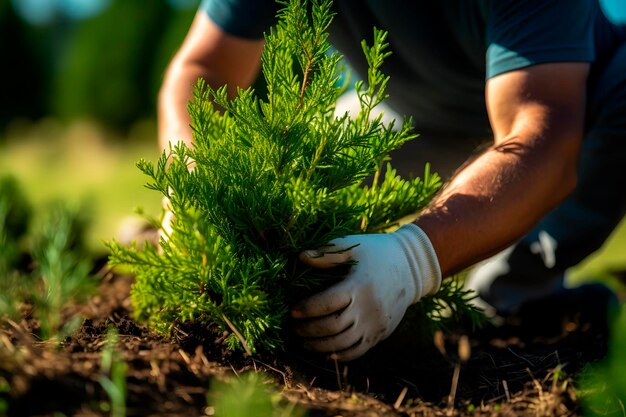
[{"x1": 159, "y1": 0, "x2": 626, "y2": 361}]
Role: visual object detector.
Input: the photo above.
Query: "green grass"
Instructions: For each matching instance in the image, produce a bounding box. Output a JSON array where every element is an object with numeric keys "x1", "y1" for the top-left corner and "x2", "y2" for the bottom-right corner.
[{"x1": 0, "y1": 119, "x2": 161, "y2": 254}]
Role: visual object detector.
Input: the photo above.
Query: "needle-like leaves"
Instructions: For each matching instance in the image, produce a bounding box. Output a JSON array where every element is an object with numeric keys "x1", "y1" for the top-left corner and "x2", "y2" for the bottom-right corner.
[{"x1": 108, "y1": 0, "x2": 480, "y2": 354}]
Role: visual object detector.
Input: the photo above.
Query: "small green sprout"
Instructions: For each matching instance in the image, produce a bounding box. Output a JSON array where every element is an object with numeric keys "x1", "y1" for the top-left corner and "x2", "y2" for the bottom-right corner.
[
  {"x1": 99, "y1": 327, "x2": 127, "y2": 417},
  {"x1": 208, "y1": 372, "x2": 305, "y2": 417},
  {"x1": 30, "y1": 202, "x2": 96, "y2": 342},
  {"x1": 0, "y1": 178, "x2": 96, "y2": 343}
]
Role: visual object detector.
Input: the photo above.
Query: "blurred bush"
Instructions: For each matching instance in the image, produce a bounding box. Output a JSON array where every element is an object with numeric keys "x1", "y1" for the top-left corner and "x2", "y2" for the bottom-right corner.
[
  {"x1": 52, "y1": 0, "x2": 196, "y2": 129},
  {"x1": 0, "y1": 0, "x2": 198, "y2": 134}
]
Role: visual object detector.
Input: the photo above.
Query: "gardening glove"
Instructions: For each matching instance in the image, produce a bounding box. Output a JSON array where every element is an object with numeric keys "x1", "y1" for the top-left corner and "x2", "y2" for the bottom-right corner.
[{"x1": 291, "y1": 223, "x2": 441, "y2": 361}]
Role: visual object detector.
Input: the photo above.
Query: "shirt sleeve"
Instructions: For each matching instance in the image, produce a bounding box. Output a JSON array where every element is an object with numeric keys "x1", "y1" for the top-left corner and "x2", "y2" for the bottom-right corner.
[
  {"x1": 486, "y1": 0, "x2": 596, "y2": 79},
  {"x1": 199, "y1": 0, "x2": 279, "y2": 39}
]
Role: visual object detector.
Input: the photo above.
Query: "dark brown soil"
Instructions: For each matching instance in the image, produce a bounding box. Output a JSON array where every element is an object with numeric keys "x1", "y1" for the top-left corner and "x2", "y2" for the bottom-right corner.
[{"x1": 0, "y1": 264, "x2": 619, "y2": 417}]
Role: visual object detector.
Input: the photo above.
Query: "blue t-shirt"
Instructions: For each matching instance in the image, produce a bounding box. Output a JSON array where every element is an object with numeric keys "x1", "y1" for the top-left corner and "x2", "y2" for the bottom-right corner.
[{"x1": 200, "y1": 0, "x2": 626, "y2": 136}]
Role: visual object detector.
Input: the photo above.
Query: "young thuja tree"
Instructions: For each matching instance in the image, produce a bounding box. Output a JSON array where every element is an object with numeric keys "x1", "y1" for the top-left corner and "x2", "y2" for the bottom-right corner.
[
  {"x1": 30, "y1": 202, "x2": 96, "y2": 341},
  {"x1": 0, "y1": 176, "x2": 96, "y2": 341},
  {"x1": 108, "y1": 0, "x2": 482, "y2": 354},
  {"x1": 209, "y1": 372, "x2": 306, "y2": 417}
]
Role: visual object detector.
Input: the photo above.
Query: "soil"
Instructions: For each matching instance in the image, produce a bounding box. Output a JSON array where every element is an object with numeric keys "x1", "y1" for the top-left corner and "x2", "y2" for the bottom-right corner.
[{"x1": 0, "y1": 259, "x2": 620, "y2": 417}]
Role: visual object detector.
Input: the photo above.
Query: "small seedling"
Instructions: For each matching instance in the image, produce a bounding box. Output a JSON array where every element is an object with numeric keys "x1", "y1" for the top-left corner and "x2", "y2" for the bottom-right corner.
[
  {"x1": 99, "y1": 327, "x2": 127, "y2": 417},
  {"x1": 108, "y1": 0, "x2": 482, "y2": 354},
  {"x1": 0, "y1": 179, "x2": 96, "y2": 343},
  {"x1": 30, "y1": 202, "x2": 96, "y2": 341},
  {"x1": 208, "y1": 372, "x2": 306, "y2": 417}
]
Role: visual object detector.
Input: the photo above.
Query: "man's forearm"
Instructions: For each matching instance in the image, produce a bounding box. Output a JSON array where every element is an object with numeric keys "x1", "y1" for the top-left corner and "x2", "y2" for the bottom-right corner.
[
  {"x1": 158, "y1": 59, "x2": 209, "y2": 152},
  {"x1": 416, "y1": 133, "x2": 579, "y2": 277},
  {"x1": 157, "y1": 12, "x2": 265, "y2": 153}
]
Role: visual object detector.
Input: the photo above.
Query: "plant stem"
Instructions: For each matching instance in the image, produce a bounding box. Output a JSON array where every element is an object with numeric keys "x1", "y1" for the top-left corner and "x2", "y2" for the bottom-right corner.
[{"x1": 222, "y1": 314, "x2": 252, "y2": 356}]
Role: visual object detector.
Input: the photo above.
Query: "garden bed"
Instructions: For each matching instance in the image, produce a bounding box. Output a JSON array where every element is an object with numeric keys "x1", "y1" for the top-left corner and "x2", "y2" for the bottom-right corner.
[{"x1": 0, "y1": 259, "x2": 614, "y2": 417}]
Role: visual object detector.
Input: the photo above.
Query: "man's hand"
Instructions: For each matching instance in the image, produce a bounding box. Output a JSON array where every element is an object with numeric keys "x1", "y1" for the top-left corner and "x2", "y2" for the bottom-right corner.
[{"x1": 291, "y1": 224, "x2": 441, "y2": 361}]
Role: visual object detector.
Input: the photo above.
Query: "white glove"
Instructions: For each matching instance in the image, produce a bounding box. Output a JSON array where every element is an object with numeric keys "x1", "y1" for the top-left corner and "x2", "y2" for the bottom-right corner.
[{"x1": 291, "y1": 224, "x2": 441, "y2": 361}]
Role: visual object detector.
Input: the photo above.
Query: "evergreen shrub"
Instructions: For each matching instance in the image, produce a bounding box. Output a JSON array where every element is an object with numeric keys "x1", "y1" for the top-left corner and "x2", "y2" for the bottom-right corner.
[{"x1": 108, "y1": 0, "x2": 482, "y2": 355}]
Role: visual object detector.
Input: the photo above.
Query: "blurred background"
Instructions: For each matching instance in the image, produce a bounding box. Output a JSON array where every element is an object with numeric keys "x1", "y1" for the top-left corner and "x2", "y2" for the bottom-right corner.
[
  {"x1": 0, "y1": 0, "x2": 625, "y2": 287},
  {"x1": 0, "y1": 0, "x2": 201, "y2": 252}
]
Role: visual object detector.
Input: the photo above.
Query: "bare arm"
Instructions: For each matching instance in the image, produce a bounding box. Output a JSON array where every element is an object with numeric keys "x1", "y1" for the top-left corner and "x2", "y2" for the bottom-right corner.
[
  {"x1": 158, "y1": 12, "x2": 266, "y2": 151},
  {"x1": 416, "y1": 62, "x2": 590, "y2": 277}
]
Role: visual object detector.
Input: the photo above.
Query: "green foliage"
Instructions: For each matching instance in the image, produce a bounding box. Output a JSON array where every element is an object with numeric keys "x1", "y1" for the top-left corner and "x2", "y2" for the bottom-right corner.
[
  {"x1": 209, "y1": 372, "x2": 305, "y2": 417},
  {"x1": 99, "y1": 327, "x2": 127, "y2": 417},
  {"x1": 52, "y1": 0, "x2": 198, "y2": 128},
  {"x1": 109, "y1": 0, "x2": 479, "y2": 354},
  {"x1": 580, "y1": 303, "x2": 626, "y2": 416},
  {"x1": 0, "y1": 178, "x2": 96, "y2": 342},
  {"x1": 414, "y1": 276, "x2": 485, "y2": 333},
  {"x1": 52, "y1": 0, "x2": 165, "y2": 126},
  {"x1": 30, "y1": 202, "x2": 96, "y2": 340}
]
